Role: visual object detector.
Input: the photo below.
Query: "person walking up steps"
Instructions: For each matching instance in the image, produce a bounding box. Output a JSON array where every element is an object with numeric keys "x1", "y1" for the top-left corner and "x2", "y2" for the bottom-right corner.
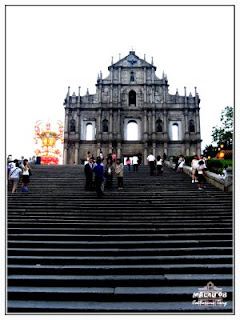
[
  {"x1": 126, "y1": 157, "x2": 131, "y2": 171},
  {"x1": 147, "y1": 152, "x2": 155, "y2": 176},
  {"x1": 115, "y1": 158, "x2": 124, "y2": 190},
  {"x1": 132, "y1": 155, "x2": 139, "y2": 172},
  {"x1": 156, "y1": 155, "x2": 163, "y2": 175},
  {"x1": 21, "y1": 159, "x2": 32, "y2": 192},
  {"x1": 105, "y1": 158, "x2": 113, "y2": 188},
  {"x1": 196, "y1": 160, "x2": 206, "y2": 190},
  {"x1": 93, "y1": 157, "x2": 104, "y2": 198},
  {"x1": 191, "y1": 155, "x2": 199, "y2": 183},
  {"x1": 8, "y1": 160, "x2": 22, "y2": 193}
]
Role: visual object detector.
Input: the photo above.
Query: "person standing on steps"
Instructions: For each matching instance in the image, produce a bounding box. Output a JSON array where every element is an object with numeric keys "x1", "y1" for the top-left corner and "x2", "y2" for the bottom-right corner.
[
  {"x1": 21, "y1": 159, "x2": 32, "y2": 192},
  {"x1": 156, "y1": 155, "x2": 163, "y2": 175},
  {"x1": 84, "y1": 157, "x2": 94, "y2": 191},
  {"x1": 132, "y1": 155, "x2": 139, "y2": 172},
  {"x1": 126, "y1": 157, "x2": 131, "y2": 171},
  {"x1": 191, "y1": 155, "x2": 199, "y2": 183},
  {"x1": 196, "y1": 160, "x2": 206, "y2": 190},
  {"x1": 93, "y1": 157, "x2": 105, "y2": 198},
  {"x1": 177, "y1": 155, "x2": 185, "y2": 173},
  {"x1": 104, "y1": 158, "x2": 114, "y2": 188},
  {"x1": 8, "y1": 160, "x2": 22, "y2": 193},
  {"x1": 115, "y1": 158, "x2": 124, "y2": 190},
  {"x1": 147, "y1": 152, "x2": 155, "y2": 176}
]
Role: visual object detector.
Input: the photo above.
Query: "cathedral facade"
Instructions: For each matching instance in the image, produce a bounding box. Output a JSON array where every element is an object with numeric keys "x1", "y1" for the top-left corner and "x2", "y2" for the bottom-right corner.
[{"x1": 63, "y1": 51, "x2": 201, "y2": 164}]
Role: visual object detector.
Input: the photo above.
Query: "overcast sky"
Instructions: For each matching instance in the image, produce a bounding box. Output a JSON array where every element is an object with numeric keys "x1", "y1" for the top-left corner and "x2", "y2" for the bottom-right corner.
[{"x1": 6, "y1": 5, "x2": 234, "y2": 159}]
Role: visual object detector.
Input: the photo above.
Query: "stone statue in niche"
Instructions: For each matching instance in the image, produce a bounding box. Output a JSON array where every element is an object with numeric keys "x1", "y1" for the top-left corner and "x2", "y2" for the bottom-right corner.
[
  {"x1": 189, "y1": 120, "x2": 195, "y2": 132},
  {"x1": 102, "y1": 120, "x2": 108, "y2": 132},
  {"x1": 70, "y1": 120, "x2": 76, "y2": 132}
]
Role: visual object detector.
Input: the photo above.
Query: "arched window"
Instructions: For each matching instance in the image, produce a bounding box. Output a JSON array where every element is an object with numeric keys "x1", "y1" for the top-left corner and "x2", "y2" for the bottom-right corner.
[
  {"x1": 127, "y1": 120, "x2": 138, "y2": 140},
  {"x1": 156, "y1": 119, "x2": 163, "y2": 132},
  {"x1": 70, "y1": 119, "x2": 76, "y2": 132},
  {"x1": 172, "y1": 123, "x2": 179, "y2": 140},
  {"x1": 130, "y1": 72, "x2": 135, "y2": 82},
  {"x1": 86, "y1": 123, "x2": 93, "y2": 140},
  {"x1": 129, "y1": 90, "x2": 136, "y2": 106},
  {"x1": 189, "y1": 120, "x2": 195, "y2": 132},
  {"x1": 102, "y1": 119, "x2": 108, "y2": 132}
]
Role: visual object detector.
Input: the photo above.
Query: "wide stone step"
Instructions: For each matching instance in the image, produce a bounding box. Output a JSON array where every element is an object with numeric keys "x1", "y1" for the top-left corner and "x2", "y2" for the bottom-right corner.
[
  {"x1": 7, "y1": 299, "x2": 233, "y2": 312},
  {"x1": 8, "y1": 264, "x2": 232, "y2": 276},
  {"x1": 7, "y1": 285, "x2": 232, "y2": 303},
  {"x1": 8, "y1": 273, "x2": 232, "y2": 286},
  {"x1": 8, "y1": 239, "x2": 232, "y2": 249},
  {"x1": 8, "y1": 254, "x2": 232, "y2": 265},
  {"x1": 8, "y1": 246, "x2": 232, "y2": 256}
]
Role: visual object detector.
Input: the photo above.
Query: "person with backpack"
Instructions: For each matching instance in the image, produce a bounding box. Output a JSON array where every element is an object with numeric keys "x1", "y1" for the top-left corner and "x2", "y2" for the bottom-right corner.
[{"x1": 8, "y1": 160, "x2": 22, "y2": 193}]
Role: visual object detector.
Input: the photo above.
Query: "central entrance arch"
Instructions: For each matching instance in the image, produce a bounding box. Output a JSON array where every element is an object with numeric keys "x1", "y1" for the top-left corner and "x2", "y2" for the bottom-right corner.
[{"x1": 127, "y1": 120, "x2": 138, "y2": 140}]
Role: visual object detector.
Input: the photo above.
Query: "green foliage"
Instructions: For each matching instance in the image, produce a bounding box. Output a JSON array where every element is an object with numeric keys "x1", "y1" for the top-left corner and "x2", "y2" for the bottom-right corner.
[
  {"x1": 223, "y1": 152, "x2": 232, "y2": 160},
  {"x1": 212, "y1": 106, "x2": 233, "y2": 149},
  {"x1": 184, "y1": 156, "x2": 194, "y2": 166},
  {"x1": 169, "y1": 155, "x2": 178, "y2": 163},
  {"x1": 203, "y1": 144, "x2": 218, "y2": 158},
  {"x1": 206, "y1": 159, "x2": 224, "y2": 174}
]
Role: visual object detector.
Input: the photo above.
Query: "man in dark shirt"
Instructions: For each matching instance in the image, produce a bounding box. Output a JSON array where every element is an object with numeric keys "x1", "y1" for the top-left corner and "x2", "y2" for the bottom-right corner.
[
  {"x1": 84, "y1": 158, "x2": 94, "y2": 190},
  {"x1": 93, "y1": 157, "x2": 104, "y2": 198}
]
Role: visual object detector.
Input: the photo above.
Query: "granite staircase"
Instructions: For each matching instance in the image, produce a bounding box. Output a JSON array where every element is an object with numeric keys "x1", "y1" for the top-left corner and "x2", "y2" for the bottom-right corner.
[{"x1": 7, "y1": 164, "x2": 233, "y2": 313}]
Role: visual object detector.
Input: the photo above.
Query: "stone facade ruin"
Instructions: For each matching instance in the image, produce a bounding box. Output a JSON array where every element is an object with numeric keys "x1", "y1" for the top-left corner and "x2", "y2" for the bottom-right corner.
[{"x1": 63, "y1": 51, "x2": 201, "y2": 164}]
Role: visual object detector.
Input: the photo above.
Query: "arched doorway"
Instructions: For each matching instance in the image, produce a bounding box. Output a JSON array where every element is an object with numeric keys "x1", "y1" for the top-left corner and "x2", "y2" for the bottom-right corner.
[
  {"x1": 86, "y1": 123, "x2": 93, "y2": 140},
  {"x1": 172, "y1": 123, "x2": 179, "y2": 140},
  {"x1": 127, "y1": 120, "x2": 138, "y2": 140}
]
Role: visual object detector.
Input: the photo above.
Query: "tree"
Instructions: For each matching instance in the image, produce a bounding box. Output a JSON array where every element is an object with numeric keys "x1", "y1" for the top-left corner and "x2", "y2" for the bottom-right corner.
[
  {"x1": 211, "y1": 106, "x2": 233, "y2": 150},
  {"x1": 203, "y1": 144, "x2": 218, "y2": 158}
]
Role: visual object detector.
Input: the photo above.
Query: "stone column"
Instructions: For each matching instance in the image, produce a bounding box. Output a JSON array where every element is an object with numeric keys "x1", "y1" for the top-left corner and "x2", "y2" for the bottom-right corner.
[
  {"x1": 64, "y1": 110, "x2": 69, "y2": 134},
  {"x1": 144, "y1": 68, "x2": 147, "y2": 103},
  {"x1": 184, "y1": 109, "x2": 189, "y2": 141},
  {"x1": 143, "y1": 109, "x2": 148, "y2": 141},
  {"x1": 144, "y1": 143, "x2": 148, "y2": 165},
  {"x1": 152, "y1": 109, "x2": 156, "y2": 133},
  {"x1": 117, "y1": 109, "x2": 121, "y2": 140},
  {"x1": 109, "y1": 109, "x2": 113, "y2": 140},
  {"x1": 148, "y1": 111, "x2": 152, "y2": 137},
  {"x1": 97, "y1": 109, "x2": 102, "y2": 140},
  {"x1": 197, "y1": 143, "x2": 201, "y2": 157},
  {"x1": 163, "y1": 109, "x2": 168, "y2": 140},
  {"x1": 117, "y1": 142, "x2": 121, "y2": 159},
  {"x1": 196, "y1": 108, "x2": 200, "y2": 135},
  {"x1": 152, "y1": 142, "x2": 156, "y2": 157},
  {"x1": 74, "y1": 143, "x2": 79, "y2": 164},
  {"x1": 97, "y1": 142, "x2": 101, "y2": 157},
  {"x1": 63, "y1": 145, "x2": 68, "y2": 164},
  {"x1": 164, "y1": 142, "x2": 168, "y2": 157}
]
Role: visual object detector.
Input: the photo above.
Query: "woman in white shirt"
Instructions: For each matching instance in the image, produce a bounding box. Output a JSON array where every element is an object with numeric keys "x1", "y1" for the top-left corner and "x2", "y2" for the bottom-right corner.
[
  {"x1": 156, "y1": 155, "x2": 163, "y2": 175},
  {"x1": 191, "y1": 155, "x2": 199, "y2": 183},
  {"x1": 21, "y1": 159, "x2": 32, "y2": 191}
]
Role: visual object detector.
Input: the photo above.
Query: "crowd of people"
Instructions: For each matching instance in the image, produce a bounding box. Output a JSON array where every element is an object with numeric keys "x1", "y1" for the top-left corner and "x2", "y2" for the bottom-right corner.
[
  {"x1": 7, "y1": 158, "x2": 32, "y2": 193},
  {"x1": 84, "y1": 153, "x2": 125, "y2": 198},
  {"x1": 84, "y1": 151, "x2": 168, "y2": 197}
]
